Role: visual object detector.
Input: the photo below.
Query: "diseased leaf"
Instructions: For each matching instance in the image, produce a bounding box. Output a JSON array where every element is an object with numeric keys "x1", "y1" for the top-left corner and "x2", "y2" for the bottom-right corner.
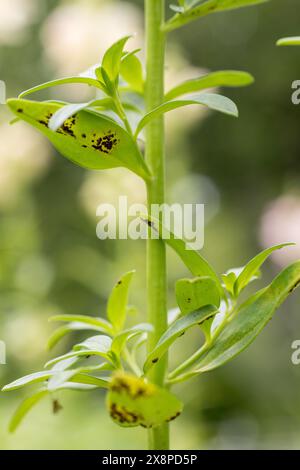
[
  {"x1": 165, "y1": 70, "x2": 254, "y2": 101},
  {"x1": 189, "y1": 261, "x2": 300, "y2": 374},
  {"x1": 7, "y1": 99, "x2": 150, "y2": 180},
  {"x1": 102, "y1": 36, "x2": 131, "y2": 82},
  {"x1": 107, "y1": 271, "x2": 135, "y2": 332},
  {"x1": 144, "y1": 305, "x2": 218, "y2": 373},
  {"x1": 9, "y1": 390, "x2": 48, "y2": 433},
  {"x1": 141, "y1": 215, "x2": 224, "y2": 298},
  {"x1": 135, "y1": 93, "x2": 238, "y2": 137},
  {"x1": 234, "y1": 243, "x2": 294, "y2": 296},
  {"x1": 107, "y1": 372, "x2": 183, "y2": 428},
  {"x1": 164, "y1": 0, "x2": 270, "y2": 32},
  {"x1": 277, "y1": 37, "x2": 300, "y2": 46},
  {"x1": 176, "y1": 277, "x2": 221, "y2": 314},
  {"x1": 18, "y1": 77, "x2": 103, "y2": 99}
]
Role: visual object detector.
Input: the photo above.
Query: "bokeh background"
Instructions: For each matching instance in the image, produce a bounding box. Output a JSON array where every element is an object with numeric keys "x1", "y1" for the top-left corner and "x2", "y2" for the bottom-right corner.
[{"x1": 1, "y1": 0, "x2": 300, "y2": 450}]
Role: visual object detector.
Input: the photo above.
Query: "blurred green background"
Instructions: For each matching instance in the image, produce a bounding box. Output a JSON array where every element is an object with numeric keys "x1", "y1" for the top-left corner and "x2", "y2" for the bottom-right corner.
[{"x1": 1, "y1": 0, "x2": 300, "y2": 450}]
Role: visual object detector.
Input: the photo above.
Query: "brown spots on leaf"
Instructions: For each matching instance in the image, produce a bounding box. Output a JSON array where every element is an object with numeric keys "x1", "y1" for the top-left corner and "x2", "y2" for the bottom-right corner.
[
  {"x1": 17, "y1": 108, "x2": 23, "y2": 113},
  {"x1": 82, "y1": 144, "x2": 87, "y2": 148},
  {"x1": 289, "y1": 278, "x2": 300, "y2": 294},
  {"x1": 38, "y1": 119, "x2": 48, "y2": 127},
  {"x1": 152, "y1": 358, "x2": 159, "y2": 364},
  {"x1": 110, "y1": 402, "x2": 143, "y2": 426},
  {"x1": 187, "y1": 298, "x2": 191, "y2": 303},
  {"x1": 111, "y1": 373, "x2": 154, "y2": 400},
  {"x1": 91, "y1": 131, "x2": 119, "y2": 155},
  {"x1": 166, "y1": 411, "x2": 181, "y2": 423},
  {"x1": 52, "y1": 399, "x2": 63, "y2": 415},
  {"x1": 81, "y1": 133, "x2": 86, "y2": 138}
]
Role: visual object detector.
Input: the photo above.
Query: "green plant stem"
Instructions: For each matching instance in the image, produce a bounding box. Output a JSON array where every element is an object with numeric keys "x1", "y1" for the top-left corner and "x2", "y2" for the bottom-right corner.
[{"x1": 145, "y1": 0, "x2": 169, "y2": 450}]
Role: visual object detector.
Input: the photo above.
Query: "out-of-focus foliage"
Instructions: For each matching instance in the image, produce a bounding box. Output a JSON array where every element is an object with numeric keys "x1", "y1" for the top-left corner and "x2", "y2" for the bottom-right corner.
[{"x1": 1, "y1": 0, "x2": 300, "y2": 450}]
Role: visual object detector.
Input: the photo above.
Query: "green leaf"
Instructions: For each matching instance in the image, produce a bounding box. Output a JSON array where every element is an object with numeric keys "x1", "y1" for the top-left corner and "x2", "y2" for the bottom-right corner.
[
  {"x1": 47, "y1": 370, "x2": 110, "y2": 391},
  {"x1": 7, "y1": 99, "x2": 150, "y2": 180},
  {"x1": 102, "y1": 36, "x2": 131, "y2": 82},
  {"x1": 135, "y1": 93, "x2": 238, "y2": 137},
  {"x1": 47, "y1": 322, "x2": 110, "y2": 350},
  {"x1": 45, "y1": 335, "x2": 113, "y2": 368},
  {"x1": 164, "y1": 0, "x2": 270, "y2": 32},
  {"x1": 277, "y1": 37, "x2": 300, "y2": 46},
  {"x1": 49, "y1": 314, "x2": 112, "y2": 331},
  {"x1": 234, "y1": 243, "x2": 294, "y2": 296},
  {"x1": 120, "y1": 52, "x2": 144, "y2": 93},
  {"x1": 107, "y1": 372, "x2": 183, "y2": 428},
  {"x1": 48, "y1": 99, "x2": 115, "y2": 131},
  {"x1": 9, "y1": 390, "x2": 48, "y2": 433},
  {"x1": 165, "y1": 70, "x2": 254, "y2": 101},
  {"x1": 111, "y1": 323, "x2": 153, "y2": 356},
  {"x1": 18, "y1": 77, "x2": 103, "y2": 99},
  {"x1": 221, "y1": 271, "x2": 237, "y2": 296},
  {"x1": 189, "y1": 261, "x2": 300, "y2": 375},
  {"x1": 107, "y1": 271, "x2": 135, "y2": 332},
  {"x1": 144, "y1": 305, "x2": 218, "y2": 373},
  {"x1": 176, "y1": 277, "x2": 221, "y2": 315},
  {"x1": 2, "y1": 372, "x2": 53, "y2": 392},
  {"x1": 141, "y1": 215, "x2": 224, "y2": 297}
]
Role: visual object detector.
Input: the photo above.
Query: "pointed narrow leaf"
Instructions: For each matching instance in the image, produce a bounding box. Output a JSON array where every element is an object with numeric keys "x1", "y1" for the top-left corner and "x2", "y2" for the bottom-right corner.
[
  {"x1": 9, "y1": 390, "x2": 48, "y2": 433},
  {"x1": 277, "y1": 37, "x2": 300, "y2": 46},
  {"x1": 2, "y1": 372, "x2": 53, "y2": 392},
  {"x1": 18, "y1": 77, "x2": 103, "y2": 98},
  {"x1": 47, "y1": 321, "x2": 112, "y2": 350},
  {"x1": 144, "y1": 305, "x2": 218, "y2": 373},
  {"x1": 107, "y1": 372, "x2": 183, "y2": 428},
  {"x1": 234, "y1": 243, "x2": 294, "y2": 296},
  {"x1": 48, "y1": 99, "x2": 115, "y2": 131},
  {"x1": 141, "y1": 215, "x2": 224, "y2": 297},
  {"x1": 176, "y1": 277, "x2": 220, "y2": 314},
  {"x1": 111, "y1": 323, "x2": 153, "y2": 355},
  {"x1": 49, "y1": 314, "x2": 112, "y2": 332},
  {"x1": 135, "y1": 93, "x2": 238, "y2": 137},
  {"x1": 121, "y1": 52, "x2": 144, "y2": 93},
  {"x1": 7, "y1": 99, "x2": 150, "y2": 179},
  {"x1": 107, "y1": 271, "x2": 135, "y2": 332},
  {"x1": 190, "y1": 261, "x2": 300, "y2": 374},
  {"x1": 165, "y1": 71, "x2": 254, "y2": 101},
  {"x1": 164, "y1": 0, "x2": 270, "y2": 32},
  {"x1": 102, "y1": 36, "x2": 131, "y2": 81}
]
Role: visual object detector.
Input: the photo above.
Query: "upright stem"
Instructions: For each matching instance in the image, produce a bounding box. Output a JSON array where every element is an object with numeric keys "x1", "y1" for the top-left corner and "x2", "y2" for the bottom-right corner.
[{"x1": 145, "y1": 0, "x2": 169, "y2": 450}]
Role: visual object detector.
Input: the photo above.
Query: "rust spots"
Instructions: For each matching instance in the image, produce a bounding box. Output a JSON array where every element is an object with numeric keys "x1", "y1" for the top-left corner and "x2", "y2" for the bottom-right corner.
[
  {"x1": 152, "y1": 358, "x2": 159, "y2": 364},
  {"x1": 82, "y1": 144, "x2": 87, "y2": 148},
  {"x1": 179, "y1": 331, "x2": 185, "y2": 337},
  {"x1": 37, "y1": 112, "x2": 53, "y2": 128},
  {"x1": 166, "y1": 411, "x2": 181, "y2": 423},
  {"x1": 198, "y1": 314, "x2": 215, "y2": 326},
  {"x1": 52, "y1": 399, "x2": 63, "y2": 415},
  {"x1": 91, "y1": 131, "x2": 118, "y2": 154},
  {"x1": 187, "y1": 298, "x2": 191, "y2": 303},
  {"x1": 117, "y1": 280, "x2": 122, "y2": 286},
  {"x1": 111, "y1": 374, "x2": 153, "y2": 400},
  {"x1": 81, "y1": 133, "x2": 86, "y2": 138},
  {"x1": 17, "y1": 108, "x2": 23, "y2": 113},
  {"x1": 289, "y1": 279, "x2": 300, "y2": 294},
  {"x1": 110, "y1": 402, "x2": 142, "y2": 425}
]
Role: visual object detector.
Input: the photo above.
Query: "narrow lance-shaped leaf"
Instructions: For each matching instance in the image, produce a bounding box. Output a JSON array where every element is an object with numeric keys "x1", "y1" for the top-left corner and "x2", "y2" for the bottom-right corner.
[
  {"x1": 144, "y1": 305, "x2": 218, "y2": 373},
  {"x1": 18, "y1": 76, "x2": 104, "y2": 99},
  {"x1": 277, "y1": 37, "x2": 300, "y2": 47},
  {"x1": 47, "y1": 322, "x2": 111, "y2": 350},
  {"x1": 140, "y1": 215, "x2": 224, "y2": 298},
  {"x1": 107, "y1": 270, "x2": 135, "y2": 332},
  {"x1": 189, "y1": 261, "x2": 300, "y2": 375},
  {"x1": 111, "y1": 323, "x2": 153, "y2": 356},
  {"x1": 102, "y1": 36, "x2": 131, "y2": 82},
  {"x1": 120, "y1": 51, "x2": 144, "y2": 94},
  {"x1": 234, "y1": 243, "x2": 294, "y2": 296},
  {"x1": 165, "y1": 70, "x2": 254, "y2": 101},
  {"x1": 107, "y1": 372, "x2": 183, "y2": 428},
  {"x1": 2, "y1": 372, "x2": 54, "y2": 392},
  {"x1": 9, "y1": 390, "x2": 48, "y2": 433},
  {"x1": 164, "y1": 0, "x2": 270, "y2": 32},
  {"x1": 135, "y1": 93, "x2": 238, "y2": 138},
  {"x1": 176, "y1": 277, "x2": 221, "y2": 315},
  {"x1": 7, "y1": 99, "x2": 150, "y2": 180}
]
